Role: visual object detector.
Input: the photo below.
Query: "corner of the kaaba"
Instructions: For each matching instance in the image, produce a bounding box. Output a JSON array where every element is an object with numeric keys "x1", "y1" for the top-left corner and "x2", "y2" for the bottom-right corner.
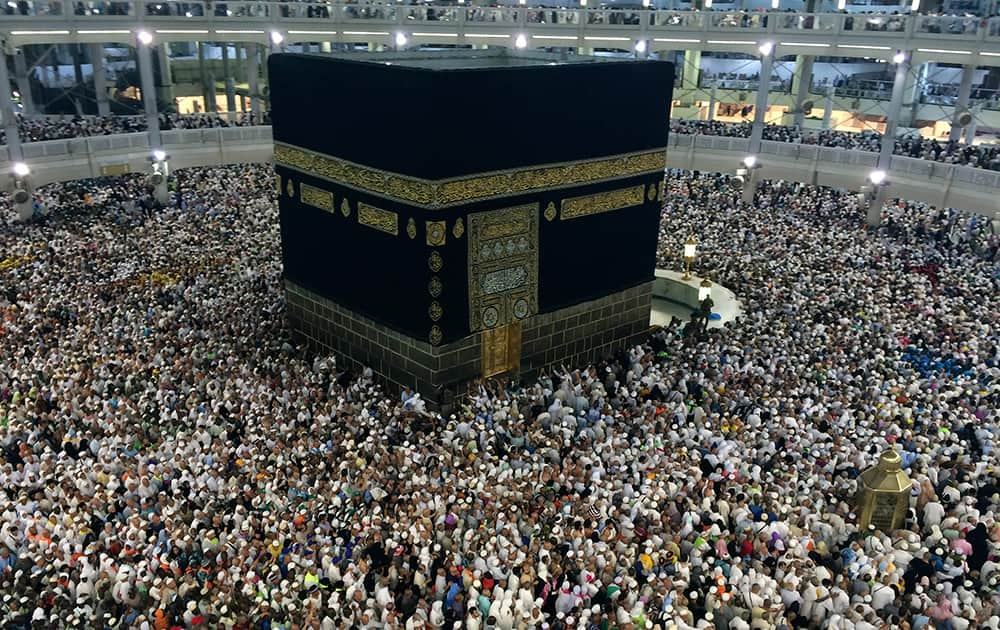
[{"x1": 271, "y1": 49, "x2": 674, "y2": 409}]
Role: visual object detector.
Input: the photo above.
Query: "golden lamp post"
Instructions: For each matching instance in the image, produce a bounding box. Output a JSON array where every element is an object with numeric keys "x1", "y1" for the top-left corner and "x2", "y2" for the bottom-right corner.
[
  {"x1": 682, "y1": 235, "x2": 697, "y2": 280},
  {"x1": 857, "y1": 449, "x2": 912, "y2": 533},
  {"x1": 698, "y1": 276, "x2": 713, "y2": 302}
]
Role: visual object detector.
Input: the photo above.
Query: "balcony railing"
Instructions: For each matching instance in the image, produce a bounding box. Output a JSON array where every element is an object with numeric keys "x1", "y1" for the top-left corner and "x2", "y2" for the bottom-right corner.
[
  {"x1": 2, "y1": 125, "x2": 996, "y2": 217},
  {"x1": 3, "y1": 2, "x2": 1000, "y2": 49}
]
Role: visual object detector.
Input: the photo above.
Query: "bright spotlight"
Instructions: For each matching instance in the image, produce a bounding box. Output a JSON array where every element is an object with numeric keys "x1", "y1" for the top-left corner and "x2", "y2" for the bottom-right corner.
[
  {"x1": 152, "y1": 149, "x2": 166, "y2": 162},
  {"x1": 395, "y1": 32, "x2": 408, "y2": 47},
  {"x1": 515, "y1": 34, "x2": 527, "y2": 49},
  {"x1": 743, "y1": 155, "x2": 757, "y2": 169},
  {"x1": 758, "y1": 41, "x2": 774, "y2": 56},
  {"x1": 868, "y1": 170, "x2": 887, "y2": 185},
  {"x1": 136, "y1": 30, "x2": 153, "y2": 46},
  {"x1": 892, "y1": 50, "x2": 906, "y2": 64},
  {"x1": 270, "y1": 30, "x2": 284, "y2": 45},
  {"x1": 13, "y1": 162, "x2": 30, "y2": 177},
  {"x1": 634, "y1": 39, "x2": 647, "y2": 54}
]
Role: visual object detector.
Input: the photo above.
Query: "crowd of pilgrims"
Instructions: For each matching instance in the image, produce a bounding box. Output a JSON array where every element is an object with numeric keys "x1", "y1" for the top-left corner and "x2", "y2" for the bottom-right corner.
[
  {"x1": 4, "y1": 113, "x2": 999, "y2": 172},
  {"x1": 668, "y1": 121, "x2": 1000, "y2": 171},
  {"x1": 0, "y1": 164, "x2": 998, "y2": 630},
  {"x1": 0, "y1": 113, "x2": 267, "y2": 145}
]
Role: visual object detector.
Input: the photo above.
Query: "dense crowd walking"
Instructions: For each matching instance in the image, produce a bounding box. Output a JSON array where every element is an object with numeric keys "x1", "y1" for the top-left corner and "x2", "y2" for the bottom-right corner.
[
  {"x1": 0, "y1": 164, "x2": 997, "y2": 629},
  {"x1": 669, "y1": 120, "x2": 1000, "y2": 171},
  {"x1": 0, "y1": 113, "x2": 268, "y2": 145}
]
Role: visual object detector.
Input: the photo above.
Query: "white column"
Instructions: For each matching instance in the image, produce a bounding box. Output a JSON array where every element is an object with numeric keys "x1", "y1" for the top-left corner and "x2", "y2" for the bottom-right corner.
[
  {"x1": 748, "y1": 45, "x2": 775, "y2": 157},
  {"x1": 156, "y1": 43, "x2": 174, "y2": 110},
  {"x1": 963, "y1": 108, "x2": 978, "y2": 145},
  {"x1": 868, "y1": 52, "x2": 910, "y2": 227},
  {"x1": 900, "y1": 60, "x2": 921, "y2": 128},
  {"x1": 221, "y1": 42, "x2": 236, "y2": 113},
  {"x1": 948, "y1": 64, "x2": 975, "y2": 143},
  {"x1": 791, "y1": 55, "x2": 814, "y2": 128},
  {"x1": 707, "y1": 81, "x2": 717, "y2": 121},
  {"x1": 136, "y1": 34, "x2": 162, "y2": 148},
  {"x1": 90, "y1": 44, "x2": 111, "y2": 117},
  {"x1": 12, "y1": 49, "x2": 35, "y2": 118},
  {"x1": 247, "y1": 44, "x2": 261, "y2": 117},
  {"x1": 822, "y1": 84, "x2": 834, "y2": 130},
  {"x1": 682, "y1": 49, "x2": 701, "y2": 92},
  {"x1": 1, "y1": 54, "x2": 32, "y2": 220}
]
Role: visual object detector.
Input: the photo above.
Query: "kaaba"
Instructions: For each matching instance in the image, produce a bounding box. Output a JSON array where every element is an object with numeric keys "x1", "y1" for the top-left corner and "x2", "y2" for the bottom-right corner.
[{"x1": 271, "y1": 49, "x2": 673, "y2": 402}]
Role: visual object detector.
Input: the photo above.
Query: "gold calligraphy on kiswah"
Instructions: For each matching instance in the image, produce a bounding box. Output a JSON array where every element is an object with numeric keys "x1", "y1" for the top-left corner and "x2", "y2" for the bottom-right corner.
[
  {"x1": 273, "y1": 142, "x2": 666, "y2": 209},
  {"x1": 357, "y1": 203, "x2": 398, "y2": 236},
  {"x1": 560, "y1": 185, "x2": 646, "y2": 221}
]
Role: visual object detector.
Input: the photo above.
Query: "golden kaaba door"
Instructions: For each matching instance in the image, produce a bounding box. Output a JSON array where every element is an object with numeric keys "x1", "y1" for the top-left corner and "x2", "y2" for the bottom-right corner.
[{"x1": 481, "y1": 322, "x2": 521, "y2": 378}]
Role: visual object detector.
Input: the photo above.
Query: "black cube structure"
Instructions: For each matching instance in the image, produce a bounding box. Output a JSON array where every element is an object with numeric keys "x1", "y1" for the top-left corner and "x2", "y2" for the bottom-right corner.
[{"x1": 271, "y1": 50, "x2": 673, "y2": 399}]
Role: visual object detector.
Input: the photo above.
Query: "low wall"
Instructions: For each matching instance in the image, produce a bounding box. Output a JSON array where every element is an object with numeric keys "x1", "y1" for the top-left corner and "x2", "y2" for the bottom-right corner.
[{"x1": 2, "y1": 127, "x2": 996, "y2": 218}]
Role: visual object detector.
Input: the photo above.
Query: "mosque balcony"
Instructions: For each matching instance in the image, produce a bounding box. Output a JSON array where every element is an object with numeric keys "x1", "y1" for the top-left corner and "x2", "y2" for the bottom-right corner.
[
  {"x1": 1, "y1": 125, "x2": 996, "y2": 218},
  {"x1": 2, "y1": 5, "x2": 1000, "y2": 66}
]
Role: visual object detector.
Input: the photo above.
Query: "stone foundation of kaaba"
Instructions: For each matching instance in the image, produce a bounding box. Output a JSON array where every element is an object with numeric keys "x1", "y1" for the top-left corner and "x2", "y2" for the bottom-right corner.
[
  {"x1": 286, "y1": 279, "x2": 652, "y2": 396},
  {"x1": 270, "y1": 49, "x2": 673, "y2": 404}
]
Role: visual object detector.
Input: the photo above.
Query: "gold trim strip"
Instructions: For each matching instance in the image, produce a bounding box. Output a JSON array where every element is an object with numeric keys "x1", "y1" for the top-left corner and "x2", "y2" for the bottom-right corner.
[
  {"x1": 274, "y1": 142, "x2": 666, "y2": 209},
  {"x1": 300, "y1": 183, "x2": 334, "y2": 212},
  {"x1": 561, "y1": 185, "x2": 646, "y2": 221},
  {"x1": 357, "y1": 203, "x2": 398, "y2": 236}
]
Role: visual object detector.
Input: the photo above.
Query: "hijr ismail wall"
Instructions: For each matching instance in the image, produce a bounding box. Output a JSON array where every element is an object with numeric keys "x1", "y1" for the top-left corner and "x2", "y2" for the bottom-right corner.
[{"x1": 270, "y1": 51, "x2": 674, "y2": 400}]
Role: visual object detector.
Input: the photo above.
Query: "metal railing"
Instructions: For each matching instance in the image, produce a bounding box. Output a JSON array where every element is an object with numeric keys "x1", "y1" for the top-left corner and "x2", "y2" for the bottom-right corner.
[
  {"x1": 669, "y1": 132, "x2": 1000, "y2": 189},
  {"x1": 3, "y1": 3, "x2": 1000, "y2": 47},
  {"x1": 2, "y1": 126, "x2": 996, "y2": 216},
  {"x1": 2, "y1": 125, "x2": 274, "y2": 161}
]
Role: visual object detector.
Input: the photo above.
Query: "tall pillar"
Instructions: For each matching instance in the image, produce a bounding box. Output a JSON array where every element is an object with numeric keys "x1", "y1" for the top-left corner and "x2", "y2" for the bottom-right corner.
[
  {"x1": 72, "y1": 44, "x2": 85, "y2": 86},
  {"x1": 197, "y1": 42, "x2": 208, "y2": 112},
  {"x1": 963, "y1": 106, "x2": 978, "y2": 145},
  {"x1": 682, "y1": 49, "x2": 701, "y2": 91},
  {"x1": 156, "y1": 43, "x2": 175, "y2": 111},
  {"x1": 822, "y1": 84, "x2": 834, "y2": 129},
  {"x1": 748, "y1": 45, "x2": 775, "y2": 157},
  {"x1": 900, "y1": 60, "x2": 921, "y2": 128},
  {"x1": 948, "y1": 64, "x2": 975, "y2": 143},
  {"x1": 136, "y1": 35, "x2": 162, "y2": 149},
  {"x1": 246, "y1": 44, "x2": 261, "y2": 117},
  {"x1": 200, "y1": 43, "x2": 217, "y2": 113},
  {"x1": 707, "y1": 81, "x2": 717, "y2": 121},
  {"x1": 89, "y1": 44, "x2": 111, "y2": 117},
  {"x1": 1, "y1": 53, "x2": 32, "y2": 220},
  {"x1": 221, "y1": 42, "x2": 236, "y2": 113},
  {"x1": 791, "y1": 54, "x2": 814, "y2": 128},
  {"x1": 868, "y1": 52, "x2": 910, "y2": 227},
  {"x1": 12, "y1": 49, "x2": 36, "y2": 118}
]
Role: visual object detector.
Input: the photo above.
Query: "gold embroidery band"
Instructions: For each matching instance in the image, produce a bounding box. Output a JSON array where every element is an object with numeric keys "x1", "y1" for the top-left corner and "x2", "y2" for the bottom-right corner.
[
  {"x1": 300, "y1": 183, "x2": 334, "y2": 212},
  {"x1": 561, "y1": 185, "x2": 646, "y2": 221},
  {"x1": 274, "y1": 142, "x2": 666, "y2": 209},
  {"x1": 357, "y1": 203, "x2": 398, "y2": 236}
]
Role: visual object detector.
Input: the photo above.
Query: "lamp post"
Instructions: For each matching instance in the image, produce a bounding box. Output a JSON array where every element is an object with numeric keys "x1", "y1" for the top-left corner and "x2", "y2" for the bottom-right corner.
[
  {"x1": 863, "y1": 169, "x2": 888, "y2": 227},
  {"x1": 737, "y1": 155, "x2": 762, "y2": 204},
  {"x1": 698, "y1": 275, "x2": 714, "y2": 333},
  {"x1": 682, "y1": 235, "x2": 697, "y2": 280},
  {"x1": 10, "y1": 162, "x2": 33, "y2": 221},
  {"x1": 149, "y1": 149, "x2": 170, "y2": 205},
  {"x1": 698, "y1": 276, "x2": 713, "y2": 302}
]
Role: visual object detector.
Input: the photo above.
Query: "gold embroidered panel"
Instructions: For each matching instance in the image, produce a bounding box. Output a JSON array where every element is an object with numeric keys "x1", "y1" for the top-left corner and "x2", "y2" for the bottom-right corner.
[
  {"x1": 426, "y1": 220, "x2": 447, "y2": 247},
  {"x1": 560, "y1": 185, "x2": 646, "y2": 221},
  {"x1": 467, "y1": 204, "x2": 539, "y2": 332},
  {"x1": 357, "y1": 203, "x2": 398, "y2": 236},
  {"x1": 300, "y1": 183, "x2": 334, "y2": 212},
  {"x1": 274, "y1": 142, "x2": 666, "y2": 209}
]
